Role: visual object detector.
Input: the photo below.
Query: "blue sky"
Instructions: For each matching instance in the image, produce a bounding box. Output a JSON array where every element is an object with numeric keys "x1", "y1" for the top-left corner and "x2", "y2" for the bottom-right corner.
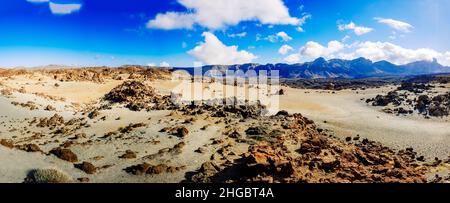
[{"x1": 1, "y1": 0, "x2": 450, "y2": 67}]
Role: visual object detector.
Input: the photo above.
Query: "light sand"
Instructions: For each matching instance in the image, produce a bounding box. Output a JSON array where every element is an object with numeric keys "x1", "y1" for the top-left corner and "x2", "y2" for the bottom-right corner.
[{"x1": 1, "y1": 75, "x2": 449, "y2": 183}]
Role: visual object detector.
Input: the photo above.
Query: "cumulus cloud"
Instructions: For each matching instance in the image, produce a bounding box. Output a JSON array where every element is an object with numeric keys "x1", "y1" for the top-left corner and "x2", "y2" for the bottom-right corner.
[
  {"x1": 278, "y1": 45, "x2": 294, "y2": 55},
  {"x1": 354, "y1": 41, "x2": 443, "y2": 65},
  {"x1": 188, "y1": 32, "x2": 257, "y2": 65},
  {"x1": 282, "y1": 40, "x2": 450, "y2": 66},
  {"x1": 27, "y1": 0, "x2": 82, "y2": 15},
  {"x1": 374, "y1": 17, "x2": 413, "y2": 33},
  {"x1": 147, "y1": 0, "x2": 301, "y2": 30},
  {"x1": 301, "y1": 41, "x2": 344, "y2": 59},
  {"x1": 284, "y1": 41, "x2": 344, "y2": 63},
  {"x1": 338, "y1": 22, "x2": 373, "y2": 36},
  {"x1": 284, "y1": 54, "x2": 300, "y2": 64}
]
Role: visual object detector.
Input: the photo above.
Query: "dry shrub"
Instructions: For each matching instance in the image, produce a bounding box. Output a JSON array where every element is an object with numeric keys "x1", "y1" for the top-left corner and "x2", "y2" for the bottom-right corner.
[{"x1": 24, "y1": 168, "x2": 73, "y2": 183}]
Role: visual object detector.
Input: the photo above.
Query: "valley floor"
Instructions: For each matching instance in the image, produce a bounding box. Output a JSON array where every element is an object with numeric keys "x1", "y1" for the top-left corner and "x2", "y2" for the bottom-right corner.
[{"x1": 0, "y1": 72, "x2": 449, "y2": 183}]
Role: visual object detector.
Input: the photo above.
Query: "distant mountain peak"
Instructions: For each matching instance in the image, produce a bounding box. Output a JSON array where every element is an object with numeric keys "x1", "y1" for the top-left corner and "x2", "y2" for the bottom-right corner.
[
  {"x1": 313, "y1": 57, "x2": 327, "y2": 63},
  {"x1": 352, "y1": 57, "x2": 372, "y2": 63},
  {"x1": 175, "y1": 57, "x2": 450, "y2": 79}
]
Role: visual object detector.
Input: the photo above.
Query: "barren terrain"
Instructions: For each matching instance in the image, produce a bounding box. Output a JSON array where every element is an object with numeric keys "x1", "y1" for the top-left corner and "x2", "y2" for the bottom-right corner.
[{"x1": 0, "y1": 68, "x2": 449, "y2": 183}]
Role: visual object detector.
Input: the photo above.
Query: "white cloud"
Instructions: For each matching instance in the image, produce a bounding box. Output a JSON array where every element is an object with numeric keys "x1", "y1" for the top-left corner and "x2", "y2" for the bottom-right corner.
[
  {"x1": 338, "y1": 22, "x2": 373, "y2": 36},
  {"x1": 147, "y1": 63, "x2": 156, "y2": 67},
  {"x1": 283, "y1": 41, "x2": 344, "y2": 63},
  {"x1": 27, "y1": 0, "x2": 49, "y2": 3},
  {"x1": 264, "y1": 35, "x2": 278, "y2": 43},
  {"x1": 342, "y1": 35, "x2": 351, "y2": 42},
  {"x1": 27, "y1": 0, "x2": 82, "y2": 15},
  {"x1": 283, "y1": 40, "x2": 450, "y2": 66},
  {"x1": 160, "y1": 61, "x2": 171, "y2": 67},
  {"x1": 439, "y1": 52, "x2": 450, "y2": 66},
  {"x1": 301, "y1": 41, "x2": 344, "y2": 59},
  {"x1": 228, "y1": 32, "x2": 247, "y2": 38},
  {"x1": 296, "y1": 14, "x2": 311, "y2": 32},
  {"x1": 147, "y1": 0, "x2": 301, "y2": 30},
  {"x1": 374, "y1": 17, "x2": 413, "y2": 33},
  {"x1": 260, "y1": 31, "x2": 292, "y2": 43},
  {"x1": 354, "y1": 41, "x2": 443, "y2": 65},
  {"x1": 147, "y1": 12, "x2": 196, "y2": 30},
  {"x1": 278, "y1": 45, "x2": 294, "y2": 55},
  {"x1": 284, "y1": 54, "x2": 300, "y2": 64},
  {"x1": 276, "y1": 32, "x2": 292, "y2": 42},
  {"x1": 49, "y1": 2, "x2": 82, "y2": 15},
  {"x1": 188, "y1": 32, "x2": 257, "y2": 65}
]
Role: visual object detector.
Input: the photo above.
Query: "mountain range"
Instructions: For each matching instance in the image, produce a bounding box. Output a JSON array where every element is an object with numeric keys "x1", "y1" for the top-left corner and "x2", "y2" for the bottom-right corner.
[{"x1": 175, "y1": 57, "x2": 450, "y2": 79}]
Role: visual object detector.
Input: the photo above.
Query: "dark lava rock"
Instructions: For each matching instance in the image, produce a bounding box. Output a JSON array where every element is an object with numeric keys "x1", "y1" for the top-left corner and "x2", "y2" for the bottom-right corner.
[
  {"x1": 397, "y1": 83, "x2": 432, "y2": 94},
  {"x1": 370, "y1": 91, "x2": 403, "y2": 106},
  {"x1": 245, "y1": 126, "x2": 270, "y2": 136},
  {"x1": 416, "y1": 95, "x2": 431, "y2": 114},
  {"x1": 275, "y1": 110, "x2": 289, "y2": 117}
]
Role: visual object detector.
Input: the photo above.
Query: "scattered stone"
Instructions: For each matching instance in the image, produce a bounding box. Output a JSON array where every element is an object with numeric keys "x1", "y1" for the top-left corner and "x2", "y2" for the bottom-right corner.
[
  {"x1": 44, "y1": 105, "x2": 56, "y2": 111},
  {"x1": 195, "y1": 147, "x2": 207, "y2": 154},
  {"x1": 88, "y1": 110, "x2": 100, "y2": 119},
  {"x1": 119, "y1": 150, "x2": 137, "y2": 159},
  {"x1": 16, "y1": 144, "x2": 42, "y2": 152},
  {"x1": 74, "y1": 162, "x2": 96, "y2": 174},
  {"x1": 161, "y1": 126, "x2": 189, "y2": 138},
  {"x1": 77, "y1": 177, "x2": 90, "y2": 183},
  {"x1": 50, "y1": 147, "x2": 78, "y2": 162},
  {"x1": 0, "y1": 139, "x2": 14, "y2": 148},
  {"x1": 125, "y1": 163, "x2": 185, "y2": 175}
]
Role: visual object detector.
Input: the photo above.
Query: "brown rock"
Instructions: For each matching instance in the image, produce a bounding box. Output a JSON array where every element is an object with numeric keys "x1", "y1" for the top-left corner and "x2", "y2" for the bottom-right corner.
[
  {"x1": 77, "y1": 177, "x2": 90, "y2": 183},
  {"x1": 74, "y1": 162, "x2": 97, "y2": 174},
  {"x1": 44, "y1": 105, "x2": 56, "y2": 111},
  {"x1": 119, "y1": 150, "x2": 137, "y2": 159},
  {"x1": 17, "y1": 144, "x2": 42, "y2": 152},
  {"x1": 124, "y1": 163, "x2": 151, "y2": 175},
  {"x1": 0, "y1": 139, "x2": 14, "y2": 148},
  {"x1": 195, "y1": 147, "x2": 207, "y2": 154},
  {"x1": 50, "y1": 147, "x2": 78, "y2": 162},
  {"x1": 146, "y1": 164, "x2": 168, "y2": 175}
]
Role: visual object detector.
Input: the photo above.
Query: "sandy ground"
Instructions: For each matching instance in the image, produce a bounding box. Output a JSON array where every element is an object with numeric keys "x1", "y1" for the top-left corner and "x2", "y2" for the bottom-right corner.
[
  {"x1": 0, "y1": 74, "x2": 449, "y2": 182},
  {"x1": 279, "y1": 86, "x2": 450, "y2": 160},
  {"x1": 147, "y1": 79, "x2": 450, "y2": 159}
]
